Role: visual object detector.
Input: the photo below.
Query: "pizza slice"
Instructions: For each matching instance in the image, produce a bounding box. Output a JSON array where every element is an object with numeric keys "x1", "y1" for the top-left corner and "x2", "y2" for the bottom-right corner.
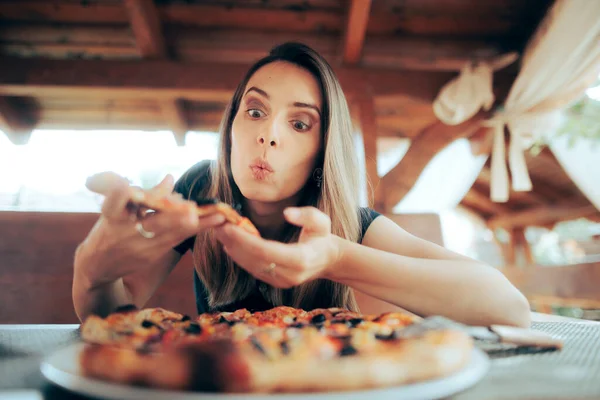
[{"x1": 128, "y1": 187, "x2": 260, "y2": 236}]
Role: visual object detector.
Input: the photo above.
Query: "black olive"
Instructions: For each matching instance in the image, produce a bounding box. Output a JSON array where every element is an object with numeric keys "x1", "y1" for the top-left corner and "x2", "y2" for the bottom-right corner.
[
  {"x1": 339, "y1": 344, "x2": 358, "y2": 357},
  {"x1": 185, "y1": 322, "x2": 202, "y2": 334},
  {"x1": 141, "y1": 320, "x2": 158, "y2": 329},
  {"x1": 311, "y1": 314, "x2": 326, "y2": 324},
  {"x1": 181, "y1": 315, "x2": 191, "y2": 322},
  {"x1": 280, "y1": 341, "x2": 290, "y2": 355},
  {"x1": 349, "y1": 318, "x2": 363, "y2": 327},
  {"x1": 376, "y1": 330, "x2": 400, "y2": 341},
  {"x1": 289, "y1": 323, "x2": 305, "y2": 328},
  {"x1": 250, "y1": 336, "x2": 266, "y2": 355},
  {"x1": 218, "y1": 316, "x2": 237, "y2": 326}
]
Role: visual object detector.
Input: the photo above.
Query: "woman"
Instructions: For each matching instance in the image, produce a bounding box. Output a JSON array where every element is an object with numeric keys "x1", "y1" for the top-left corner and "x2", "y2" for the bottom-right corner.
[{"x1": 73, "y1": 42, "x2": 531, "y2": 328}]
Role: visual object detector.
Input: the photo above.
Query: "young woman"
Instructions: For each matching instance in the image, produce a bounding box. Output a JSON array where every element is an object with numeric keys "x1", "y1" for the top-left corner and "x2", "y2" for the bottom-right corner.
[{"x1": 73, "y1": 42, "x2": 531, "y2": 328}]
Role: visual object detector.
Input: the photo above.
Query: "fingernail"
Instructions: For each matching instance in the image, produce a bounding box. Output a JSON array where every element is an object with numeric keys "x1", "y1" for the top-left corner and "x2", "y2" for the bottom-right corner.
[{"x1": 284, "y1": 208, "x2": 300, "y2": 219}]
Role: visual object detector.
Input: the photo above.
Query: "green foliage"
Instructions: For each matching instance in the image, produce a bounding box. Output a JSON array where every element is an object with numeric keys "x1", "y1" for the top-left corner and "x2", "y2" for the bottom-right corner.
[{"x1": 554, "y1": 96, "x2": 600, "y2": 147}]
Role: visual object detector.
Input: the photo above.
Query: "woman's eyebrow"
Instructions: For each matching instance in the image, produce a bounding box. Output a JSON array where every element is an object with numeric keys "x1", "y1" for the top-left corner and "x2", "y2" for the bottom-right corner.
[
  {"x1": 293, "y1": 102, "x2": 321, "y2": 118},
  {"x1": 244, "y1": 86, "x2": 269, "y2": 99}
]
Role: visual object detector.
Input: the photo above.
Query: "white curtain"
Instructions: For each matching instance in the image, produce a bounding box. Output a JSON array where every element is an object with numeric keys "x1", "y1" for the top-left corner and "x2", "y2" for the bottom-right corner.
[
  {"x1": 433, "y1": 0, "x2": 600, "y2": 204},
  {"x1": 549, "y1": 135, "x2": 600, "y2": 211}
]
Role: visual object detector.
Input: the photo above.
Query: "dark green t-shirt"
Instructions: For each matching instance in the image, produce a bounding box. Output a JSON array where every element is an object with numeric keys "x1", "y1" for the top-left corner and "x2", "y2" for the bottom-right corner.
[{"x1": 172, "y1": 160, "x2": 381, "y2": 313}]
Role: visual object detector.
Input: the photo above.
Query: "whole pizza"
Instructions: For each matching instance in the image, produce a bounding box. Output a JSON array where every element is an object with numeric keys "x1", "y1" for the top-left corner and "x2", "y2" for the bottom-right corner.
[{"x1": 79, "y1": 305, "x2": 473, "y2": 393}]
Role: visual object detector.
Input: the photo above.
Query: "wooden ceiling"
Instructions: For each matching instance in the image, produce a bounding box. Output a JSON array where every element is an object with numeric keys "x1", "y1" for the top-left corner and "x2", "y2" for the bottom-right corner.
[
  {"x1": 2, "y1": 0, "x2": 596, "y2": 230},
  {"x1": 0, "y1": 0, "x2": 550, "y2": 137}
]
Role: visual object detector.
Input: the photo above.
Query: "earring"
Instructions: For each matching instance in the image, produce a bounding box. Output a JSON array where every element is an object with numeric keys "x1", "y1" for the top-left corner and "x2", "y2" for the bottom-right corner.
[{"x1": 313, "y1": 168, "x2": 323, "y2": 188}]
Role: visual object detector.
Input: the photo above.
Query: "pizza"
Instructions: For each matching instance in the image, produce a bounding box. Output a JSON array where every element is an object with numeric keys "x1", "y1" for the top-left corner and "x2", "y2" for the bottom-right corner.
[
  {"x1": 78, "y1": 305, "x2": 473, "y2": 393},
  {"x1": 128, "y1": 187, "x2": 260, "y2": 236}
]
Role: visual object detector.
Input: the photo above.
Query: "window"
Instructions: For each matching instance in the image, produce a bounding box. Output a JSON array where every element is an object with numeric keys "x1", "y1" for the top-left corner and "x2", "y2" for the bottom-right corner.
[{"x1": 0, "y1": 129, "x2": 219, "y2": 212}]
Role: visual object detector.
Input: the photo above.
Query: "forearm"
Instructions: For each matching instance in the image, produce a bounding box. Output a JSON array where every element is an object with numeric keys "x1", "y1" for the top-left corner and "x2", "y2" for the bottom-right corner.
[
  {"x1": 328, "y1": 237, "x2": 531, "y2": 328},
  {"x1": 72, "y1": 245, "x2": 133, "y2": 321}
]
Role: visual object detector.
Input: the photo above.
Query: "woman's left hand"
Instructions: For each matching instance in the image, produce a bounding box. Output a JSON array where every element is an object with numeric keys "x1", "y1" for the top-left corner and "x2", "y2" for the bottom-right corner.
[{"x1": 214, "y1": 206, "x2": 342, "y2": 288}]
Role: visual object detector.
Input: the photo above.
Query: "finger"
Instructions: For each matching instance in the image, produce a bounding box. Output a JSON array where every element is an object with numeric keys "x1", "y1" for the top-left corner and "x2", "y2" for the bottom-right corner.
[
  {"x1": 215, "y1": 224, "x2": 306, "y2": 271},
  {"x1": 99, "y1": 181, "x2": 144, "y2": 222},
  {"x1": 140, "y1": 207, "x2": 226, "y2": 243},
  {"x1": 283, "y1": 206, "x2": 331, "y2": 236},
  {"x1": 86, "y1": 171, "x2": 132, "y2": 196},
  {"x1": 149, "y1": 174, "x2": 175, "y2": 197}
]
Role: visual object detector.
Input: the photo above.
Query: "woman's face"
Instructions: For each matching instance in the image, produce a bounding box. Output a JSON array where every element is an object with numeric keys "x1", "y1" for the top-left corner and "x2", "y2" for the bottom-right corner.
[{"x1": 230, "y1": 61, "x2": 323, "y2": 203}]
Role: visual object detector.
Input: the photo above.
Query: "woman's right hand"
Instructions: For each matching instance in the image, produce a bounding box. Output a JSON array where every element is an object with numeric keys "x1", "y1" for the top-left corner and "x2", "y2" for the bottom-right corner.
[{"x1": 74, "y1": 171, "x2": 225, "y2": 289}]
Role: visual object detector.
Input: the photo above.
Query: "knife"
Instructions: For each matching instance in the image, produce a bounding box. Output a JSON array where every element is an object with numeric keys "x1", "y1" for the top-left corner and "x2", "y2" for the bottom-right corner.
[{"x1": 397, "y1": 316, "x2": 563, "y2": 350}]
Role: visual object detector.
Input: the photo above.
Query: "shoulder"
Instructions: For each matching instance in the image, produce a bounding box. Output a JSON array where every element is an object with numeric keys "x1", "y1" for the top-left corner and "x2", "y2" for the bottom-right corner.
[
  {"x1": 173, "y1": 160, "x2": 213, "y2": 200},
  {"x1": 358, "y1": 207, "x2": 382, "y2": 244}
]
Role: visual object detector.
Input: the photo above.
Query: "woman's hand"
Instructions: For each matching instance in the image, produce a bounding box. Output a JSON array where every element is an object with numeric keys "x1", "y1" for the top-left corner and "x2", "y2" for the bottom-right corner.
[
  {"x1": 75, "y1": 171, "x2": 225, "y2": 287},
  {"x1": 214, "y1": 206, "x2": 342, "y2": 288}
]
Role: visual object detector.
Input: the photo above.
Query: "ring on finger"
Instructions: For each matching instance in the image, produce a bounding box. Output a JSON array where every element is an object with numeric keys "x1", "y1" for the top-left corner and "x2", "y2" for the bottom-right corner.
[
  {"x1": 262, "y1": 262, "x2": 276, "y2": 276},
  {"x1": 135, "y1": 221, "x2": 156, "y2": 239}
]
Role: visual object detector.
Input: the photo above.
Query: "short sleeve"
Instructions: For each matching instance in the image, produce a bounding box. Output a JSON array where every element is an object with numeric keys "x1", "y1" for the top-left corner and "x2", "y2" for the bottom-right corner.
[
  {"x1": 359, "y1": 207, "x2": 381, "y2": 244},
  {"x1": 172, "y1": 160, "x2": 213, "y2": 255}
]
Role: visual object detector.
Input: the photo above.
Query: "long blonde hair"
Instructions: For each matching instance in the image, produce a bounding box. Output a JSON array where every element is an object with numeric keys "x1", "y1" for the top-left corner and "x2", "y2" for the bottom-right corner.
[{"x1": 192, "y1": 42, "x2": 365, "y2": 312}]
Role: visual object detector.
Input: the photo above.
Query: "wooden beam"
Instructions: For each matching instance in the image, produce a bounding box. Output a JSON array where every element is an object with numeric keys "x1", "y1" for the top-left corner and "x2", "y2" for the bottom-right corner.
[
  {"x1": 462, "y1": 188, "x2": 511, "y2": 216},
  {"x1": 489, "y1": 204, "x2": 600, "y2": 229},
  {"x1": 124, "y1": 0, "x2": 167, "y2": 58},
  {"x1": 381, "y1": 115, "x2": 487, "y2": 211},
  {"x1": 0, "y1": 1, "x2": 547, "y2": 39},
  {"x1": 342, "y1": 0, "x2": 372, "y2": 64},
  {"x1": 0, "y1": 96, "x2": 39, "y2": 145},
  {"x1": 0, "y1": 57, "x2": 457, "y2": 104},
  {"x1": 1, "y1": 22, "x2": 512, "y2": 73},
  {"x1": 477, "y1": 166, "x2": 547, "y2": 206},
  {"x1": 124, "y1": 0, "x2": 189, "y2": 146},
  {"x1": 513, "y1": 227, "x2": 534, "y2": 266},
  {"x1": 161, "y1": 99, "x2": 189, "y2": 146}
]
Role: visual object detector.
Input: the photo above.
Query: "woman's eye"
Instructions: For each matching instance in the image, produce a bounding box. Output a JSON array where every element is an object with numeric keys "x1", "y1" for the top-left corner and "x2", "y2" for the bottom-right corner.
[
  {"x1": 292, "y1": 121, "x2": 310, "y2": 131},
  {"x1": 247, "y1": 109, "x2": 265, "y2": 119}
]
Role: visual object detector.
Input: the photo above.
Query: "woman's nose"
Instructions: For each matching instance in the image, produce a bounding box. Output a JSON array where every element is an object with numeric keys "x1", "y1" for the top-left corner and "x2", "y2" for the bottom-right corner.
[{"x1": 257, "y1": 121, "x2": 279, "y2": 147}]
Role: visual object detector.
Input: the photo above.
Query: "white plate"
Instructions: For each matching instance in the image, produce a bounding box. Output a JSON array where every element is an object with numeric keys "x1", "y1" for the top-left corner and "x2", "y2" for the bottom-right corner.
[{"x1": 41, "y1": 342, "x2": 490, "y2": 400}]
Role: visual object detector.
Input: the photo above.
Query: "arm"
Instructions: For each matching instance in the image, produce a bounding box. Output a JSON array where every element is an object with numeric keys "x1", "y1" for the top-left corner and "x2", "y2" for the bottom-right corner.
[
  {"x1": 72, "y1": 170, "x2": 224, "y2": 321},
  {"x1": 73, "y1": 243, "x2": 182, "y2": 321},
  {"x1": 327, "y1": 216, "x2": 531, "y2": 328}
]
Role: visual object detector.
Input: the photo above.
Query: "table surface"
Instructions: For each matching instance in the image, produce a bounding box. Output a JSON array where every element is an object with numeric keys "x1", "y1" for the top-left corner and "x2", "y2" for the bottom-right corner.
[{"x1": 1, "y1": 315, "x2": 599, "y2": 400}]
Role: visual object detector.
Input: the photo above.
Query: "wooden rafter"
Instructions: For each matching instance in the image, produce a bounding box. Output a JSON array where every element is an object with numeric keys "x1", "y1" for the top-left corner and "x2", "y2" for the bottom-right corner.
[
  {"x1": 342, "y1": 0, "x2": 372, "y2": 64},
  {"x1": 380, "y1": 116, "x2": 487, "y2": 211},
  {"x1": 0, "y1": 96, "x2": 39, "y2": 145},
  {"x1": 462, "y1": 188, "x2": 512, "y2": 216},
  {"x1": 161, "y1": 99, "x2": 188, "y2": 146},
  {"x1": 476, "y1": 166, "x2": 547, "y2": 206},
  {"x1": 0, "y1": 57, "x2": 458, "y2": 103},
  {"x1": 488, "y1": 204, "x2": 600, "y2": 229},
  {"x1": 124, "y1": 0, "x2": 167, "y2": 58},
  {"x1": 124, "y1": 0, "x2": 188, "y2": 146}
]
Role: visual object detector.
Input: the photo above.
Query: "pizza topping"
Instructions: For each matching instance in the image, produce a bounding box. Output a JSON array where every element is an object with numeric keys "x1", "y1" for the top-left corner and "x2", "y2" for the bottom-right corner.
[
  {"x1": 181, "y1": 315, "x2": 191, "y2": 322},
  {"x1": 185, "y1": 322, "x2": 202, "y2": 335},
  {"x1": 349, "y1": 318, "x2": 363, "y2": 326},
  {"x1": 338, "y1": 344, "x2": 358, "y2": 357},
  {"x1": 310, "y1": 314, "x2": 326, "y2": 324},
  {"x1": 250, "y1": 336, "x2": 267, "y2": 355},
  {"x1": 141, "y1": 320, "x2": 159, "y2": 329}
]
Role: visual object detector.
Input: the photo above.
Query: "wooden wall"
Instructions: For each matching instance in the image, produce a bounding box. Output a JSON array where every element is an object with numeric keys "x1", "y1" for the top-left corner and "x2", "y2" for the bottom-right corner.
[
  {"x1": 0, "y1": 211, "x2": 444, "y2": 324},
  {"x1": 0, "y1": 211, "x2": 198, "y2": 324}
]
